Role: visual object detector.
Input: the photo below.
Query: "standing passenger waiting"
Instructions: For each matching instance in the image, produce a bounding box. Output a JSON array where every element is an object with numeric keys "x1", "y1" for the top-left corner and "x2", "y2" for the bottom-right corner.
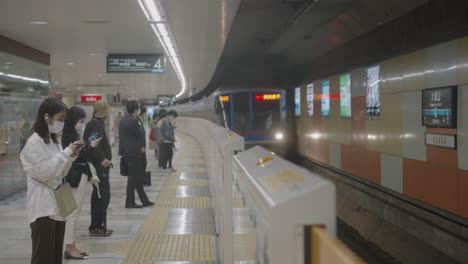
[
  {"x1": 119, "y1": 101, "x2": 154, "y2": 208},
  {"x1": 20, "y1": 98, "x2": 80, "y2": 264},
  {"x1": 155, "y1": 109, "x2": 167, "y2": 166},
  {"x1": 62, "y1": 106, "x2": 101, "y2": 260},
  {"x1": 84, "y1": 101, "x2": 113, "y2": 237},
  {"x1": 160, "y1": 110, "x2": 178, "y2": 172}
]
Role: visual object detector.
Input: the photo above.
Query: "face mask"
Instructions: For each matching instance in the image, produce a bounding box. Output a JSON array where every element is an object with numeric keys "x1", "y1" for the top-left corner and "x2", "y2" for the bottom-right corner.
[{"x1": 49, "y1": 120, "x2": 64, "y2": 134}]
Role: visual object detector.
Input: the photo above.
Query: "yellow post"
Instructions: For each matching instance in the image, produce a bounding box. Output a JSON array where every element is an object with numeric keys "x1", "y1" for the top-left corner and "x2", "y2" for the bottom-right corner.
[{"x1": 311, "y1": 227, "x2": 365, "y2": 264}]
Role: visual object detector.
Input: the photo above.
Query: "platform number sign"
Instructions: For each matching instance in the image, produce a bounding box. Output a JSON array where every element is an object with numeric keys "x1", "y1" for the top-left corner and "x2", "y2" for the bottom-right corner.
[
  {"x1": 107, "y1": 54, "x2": 165, "y2": 73},
  {"x1": 422, "y1": 86, "x2": 457, "y2": 128}
]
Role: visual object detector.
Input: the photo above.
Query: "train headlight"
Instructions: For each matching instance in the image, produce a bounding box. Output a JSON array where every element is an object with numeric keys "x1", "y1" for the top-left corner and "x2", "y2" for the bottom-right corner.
[{"x1": 275, "y1": 132, "x2": 284, "y2": 140}]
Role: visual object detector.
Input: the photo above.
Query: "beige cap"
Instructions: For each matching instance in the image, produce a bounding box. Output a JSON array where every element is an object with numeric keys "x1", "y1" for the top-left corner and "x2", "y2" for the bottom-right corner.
[{"x1": 94, "y1": 101, "x2": 110, "y2": 118}]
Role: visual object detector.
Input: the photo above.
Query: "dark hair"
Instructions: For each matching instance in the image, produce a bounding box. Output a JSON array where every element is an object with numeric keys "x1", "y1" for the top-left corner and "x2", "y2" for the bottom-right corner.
[
  {"x1": 65, "y1": 106, "x2": 87, "y2": 129},
  {"x1": 126, "y1": 100, "x2": 139, "y2": 114},
  {"x1": 168, "y1": 110, "x2": 178, "y2": 118},
  {"x1": 33, "y1": 98, "x2": 67, "y2": 144},
  {"x1": 158, "y1": 109, "x2": 167, "y2": 118}
]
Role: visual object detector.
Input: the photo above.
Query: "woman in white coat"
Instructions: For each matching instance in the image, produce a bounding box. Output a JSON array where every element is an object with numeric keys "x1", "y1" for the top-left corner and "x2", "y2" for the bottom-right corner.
[{"x1": 20, "y1": 98, "x2": 80, "y2": 264}]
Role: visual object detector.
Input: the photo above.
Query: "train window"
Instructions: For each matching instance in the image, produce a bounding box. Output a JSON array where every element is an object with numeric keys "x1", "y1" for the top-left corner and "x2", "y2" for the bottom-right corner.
[
  {"x1": 253, "y1": 97, "x2": 281, "y2": 130},
  {"x1": 232, "y1": 93, "x2": 250, "y2": 130}
]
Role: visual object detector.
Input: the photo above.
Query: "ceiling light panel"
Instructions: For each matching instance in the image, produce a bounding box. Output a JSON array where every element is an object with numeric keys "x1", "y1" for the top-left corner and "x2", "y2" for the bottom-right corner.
[{"x1": 139, "y1": 0, "x2": 187, "y2": 98}]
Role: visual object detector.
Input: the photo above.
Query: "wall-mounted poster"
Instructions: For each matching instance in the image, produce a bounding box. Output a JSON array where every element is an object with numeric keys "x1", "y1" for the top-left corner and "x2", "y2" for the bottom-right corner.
[
  {"x1": 306, "y1": 83, "x2": 314, "y2": 117},
  {"x1": 321, "y1": 80, "x2": 330, "y2": 118},
  {"x1": 340, "y1": 74, "x2": 351, "y2": 118},
  {"x1": 422, "y1": 86, "x2": 457, "y2": 128},
  {"x1": 366, "y1": 66, "x2": 380, "y2": 117},
  {"x1": 294, "y1": 87, "x2": 301, "y2": 117}
]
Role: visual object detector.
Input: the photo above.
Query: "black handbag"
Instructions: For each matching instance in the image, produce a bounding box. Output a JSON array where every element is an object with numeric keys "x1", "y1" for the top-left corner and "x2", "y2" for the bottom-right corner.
[
  {"x1": 65, "y1": 164, "x2": 83, "y2": 188},
  {"x1": 120, "y1": 157, "x2": 128, "y2": 176}
]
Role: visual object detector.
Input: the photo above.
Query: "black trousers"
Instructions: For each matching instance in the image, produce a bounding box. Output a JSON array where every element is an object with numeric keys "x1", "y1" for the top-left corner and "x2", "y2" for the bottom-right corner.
[
  {"x1": 90, "y1": 166, "x2": 110, "y2": 230},
  {"x1": 30, "y1": 217, "x2": 65, "y2": 264},
  {"x1": 125, "y1": 156, "x2": 150, "y2": 206},
  {"x1": 160, "y1": 143, "x2": 173, "y2": 169}
]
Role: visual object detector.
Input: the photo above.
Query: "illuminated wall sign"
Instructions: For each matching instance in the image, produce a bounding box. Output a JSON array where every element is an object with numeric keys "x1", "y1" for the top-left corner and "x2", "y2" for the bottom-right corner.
[
  {"x1": 425, "y1": 133, "x2": 456, "y2": 149},
  {"x1": 81, "y1": 95, "x2": 102, "y2": 103},
  {"x1": 366, "y1": 65, "x2": 380, "y2": 117},
  {"x1": 306, "y1": 83, "x2": 314, "y2": 117},
  {"x1": 220, "y1": 95, "x2": 230, "y2": 102},
  {"x1": 340, "y1": 74, "x2": 351, "y2": 118},
  {"x1": 295, "y1": 87, "x2": 301, "y2": 117},
  {"x1": 255, "y1": 93, "x2": 281, "y2": 101},
  {"x1": 107, "y1": 54, "x2": 165, "y2": 73},
  {"x1": 321, "y1": 80, "x2": 330, "y2": 117},
  {"x1": 422, "y1": 86, "x2": 457, "y2": 128}
]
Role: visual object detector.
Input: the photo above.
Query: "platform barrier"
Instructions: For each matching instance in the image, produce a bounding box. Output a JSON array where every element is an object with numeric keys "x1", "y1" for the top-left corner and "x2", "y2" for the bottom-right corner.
[{"x1": 175, "y1": 117, "x2": 364, "y2": 264}]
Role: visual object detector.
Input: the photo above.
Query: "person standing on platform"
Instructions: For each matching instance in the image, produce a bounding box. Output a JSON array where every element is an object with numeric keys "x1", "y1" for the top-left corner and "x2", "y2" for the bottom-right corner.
[
  {"x1": 155, "y1": 109, "x2": 167, "y2": 166},
  {"x1": 20, "y1": 98, "x2": 80, "y2": 264},
  {"x1": 119, "y1": 101, "x2": 154, "y2": 208},
  {"x1": 61, "y1": 106, "x2": 102, "y2": 260},
  {"x1": 84, "y1": 101, "x2": 113, "y2": 237},
  {"x1": 160, "y1": 110, "x2": 178, "y2": 172}
]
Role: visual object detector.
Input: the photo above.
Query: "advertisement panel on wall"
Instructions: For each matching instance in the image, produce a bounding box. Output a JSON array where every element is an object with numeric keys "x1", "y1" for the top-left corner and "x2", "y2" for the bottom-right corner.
[
  {"x1": 321, "y1": 80, "x2": 330, "y2": 117},
  {"x1": 306, "y1": 83, "x2": 314, "y2": 117},
  {"x1": 366, "y1": 66, "x2": 381, "y2": 117},
  {"x1": 295, "y1": 87, "x2": 301, "y2": 117},
  {"x1": 422, "y1": 86, "x2": 457, "y2": 128},
  {"x1": 340, "y1": 74, "x2": 351, "y2": 118}
]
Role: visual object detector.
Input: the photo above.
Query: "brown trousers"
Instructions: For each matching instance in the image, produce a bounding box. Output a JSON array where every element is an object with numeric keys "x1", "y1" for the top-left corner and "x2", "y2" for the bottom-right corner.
[{"x1": 30, "y1": 216, "x2": 65, "y2": 264}]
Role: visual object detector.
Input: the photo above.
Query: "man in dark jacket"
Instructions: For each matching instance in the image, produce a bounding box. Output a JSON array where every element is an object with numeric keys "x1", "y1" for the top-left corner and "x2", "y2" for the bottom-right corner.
[
  {"x1": 119, "y1": 101, "x2": 153, "y2": 208},
  {"x1": 84, "y1": 101, "x2": 113, "y2": 237}
]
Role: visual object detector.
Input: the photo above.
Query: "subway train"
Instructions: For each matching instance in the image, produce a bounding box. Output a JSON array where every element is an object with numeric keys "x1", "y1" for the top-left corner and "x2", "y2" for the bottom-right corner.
[{"x1": 170, "y1": 88, "x2": 292, "y2": 154}]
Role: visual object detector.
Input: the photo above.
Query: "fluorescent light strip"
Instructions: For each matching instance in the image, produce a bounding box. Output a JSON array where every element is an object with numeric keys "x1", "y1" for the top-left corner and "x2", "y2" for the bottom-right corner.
[
  {"x1": 140, "y1": 0, "x2": 187, "y2": 98},
  {"x1": 0, "y1": 71, "x2": 49, "y2": 84}
]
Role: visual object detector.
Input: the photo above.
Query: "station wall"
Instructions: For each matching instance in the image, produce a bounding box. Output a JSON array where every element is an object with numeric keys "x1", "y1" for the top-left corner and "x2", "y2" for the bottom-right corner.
[{"x1": 296, "y1": 35, "x2": 468, "y2": 219}]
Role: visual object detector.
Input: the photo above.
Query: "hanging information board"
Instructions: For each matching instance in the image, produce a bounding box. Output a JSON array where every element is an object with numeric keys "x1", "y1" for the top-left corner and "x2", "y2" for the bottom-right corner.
[{"x1": 107, "y1": 54, "x2": 165, "y2": 73}]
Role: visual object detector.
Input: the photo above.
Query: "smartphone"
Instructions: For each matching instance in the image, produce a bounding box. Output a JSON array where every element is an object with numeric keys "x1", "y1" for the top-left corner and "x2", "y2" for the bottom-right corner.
[{"x1": 75, "y1": 142, "x2": 86, "y2": 152}]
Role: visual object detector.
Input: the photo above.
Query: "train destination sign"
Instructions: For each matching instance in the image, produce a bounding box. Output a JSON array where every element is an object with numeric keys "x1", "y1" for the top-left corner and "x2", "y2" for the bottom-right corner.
[
  {"x1": 422, "y1": 86, "x2": 457, "y2": 128},
  {"x1": 106, "y1": 54, "x2": 164, "y2": 73}
]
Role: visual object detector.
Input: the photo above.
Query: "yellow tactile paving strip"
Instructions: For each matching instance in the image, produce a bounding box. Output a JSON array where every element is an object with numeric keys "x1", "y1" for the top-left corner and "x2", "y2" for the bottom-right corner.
[
  {"x1": 154, "y1": 197, "x2": 211, "y2": 208},
  {"x1": 123, "y1": 133, "x2": 216, "y2": 263},
  {"x1": 139, "y1": 208, "x2": 170, "y2": 234},
  {"x1": 124, "y1": 234, "x2": 216, "y2": 263},
  {"x1": 234, "y1": 233, "x2": 256, "y2": 261}
]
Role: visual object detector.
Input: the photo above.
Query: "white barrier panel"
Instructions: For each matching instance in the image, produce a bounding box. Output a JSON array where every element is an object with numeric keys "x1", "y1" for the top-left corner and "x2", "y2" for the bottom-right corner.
[
  {"x1": 174, "y1": 117, "x2": 244, "y2": 264},
  {"x1": 233, "y1": 146, "x2": 336, "y2": 264}
]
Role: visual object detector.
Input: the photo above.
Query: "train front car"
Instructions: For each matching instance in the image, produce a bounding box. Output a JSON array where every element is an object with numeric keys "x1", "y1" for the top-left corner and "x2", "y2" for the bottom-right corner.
[{"x1": 214, "y1": 89, "x2": 288, "y2": 154}]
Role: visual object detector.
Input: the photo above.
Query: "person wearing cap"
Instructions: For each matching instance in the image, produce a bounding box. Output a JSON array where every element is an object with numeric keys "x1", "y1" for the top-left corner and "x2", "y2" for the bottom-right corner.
[{"x1": 83, "y1": 101, "x2": 113, "y2": 237}]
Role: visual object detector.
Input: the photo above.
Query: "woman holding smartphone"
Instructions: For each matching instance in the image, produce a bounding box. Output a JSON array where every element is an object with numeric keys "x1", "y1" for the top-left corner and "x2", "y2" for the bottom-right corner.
[
  {"x1": 20, "y1": 98, "x2": 81, "y2": 264},
  {"x1": 61, "y1": 106, "x2": 101, "y2": 260}
]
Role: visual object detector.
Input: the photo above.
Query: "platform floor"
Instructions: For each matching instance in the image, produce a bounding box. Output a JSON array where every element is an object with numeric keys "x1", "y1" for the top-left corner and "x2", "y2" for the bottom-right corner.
[{"x1": 0, "y1": 131, "x2": 217, "y2": 264}]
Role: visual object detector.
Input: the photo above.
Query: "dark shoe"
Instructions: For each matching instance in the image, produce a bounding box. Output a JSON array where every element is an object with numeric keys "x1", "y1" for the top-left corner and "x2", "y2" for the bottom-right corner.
[
  {"x1": 125, "y1": 203, "x2": 143, "y2": 209},
  {"x1": 100, "y1": 227, "x2": 113, "y2": 236},
  {"x1": 80, "y1": 252, "x2": 89, "y2": 257},
  {"x1": 142, "y1": 201, "x2": 155, "y2": 207},
  {"x1": 64, "y1": 251, "x2": 87, "y2": 260},
  {"x1": 89, "y1": 227, "x2": 112, "y2": 237}
]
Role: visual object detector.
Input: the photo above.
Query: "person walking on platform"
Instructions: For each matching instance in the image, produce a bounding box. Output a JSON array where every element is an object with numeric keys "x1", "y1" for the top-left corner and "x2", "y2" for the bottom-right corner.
[
  {"x1": 84, "y1": 101, "x2": 113, "y2": 237},
  {"x1": 119, "y1": 101, "x2": 154, "y2": 208},
  {"x1": 20, "y1": 98, "x2": 81, "y2": 264},
  {"x1": 160, "y1": 110, "x2": 178, "y2": 172},
  {"x1": 61, "y1": 106, "x2": 101, "y2": 260}
]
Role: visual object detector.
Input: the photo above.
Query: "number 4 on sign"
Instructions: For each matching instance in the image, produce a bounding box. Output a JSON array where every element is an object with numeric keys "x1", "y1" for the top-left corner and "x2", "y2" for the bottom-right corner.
[{"x1": 154, "y1": 58, "x2": 161, "y2": 69}]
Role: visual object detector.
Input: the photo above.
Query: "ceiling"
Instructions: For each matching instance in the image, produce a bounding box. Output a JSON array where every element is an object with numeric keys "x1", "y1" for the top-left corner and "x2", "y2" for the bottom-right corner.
[
  {"x1": 193, "y1": 0, "x2": 429, "y2": 99},
  {"x1": 0, "y1": 0, "x2": 240, "y2": 100}
]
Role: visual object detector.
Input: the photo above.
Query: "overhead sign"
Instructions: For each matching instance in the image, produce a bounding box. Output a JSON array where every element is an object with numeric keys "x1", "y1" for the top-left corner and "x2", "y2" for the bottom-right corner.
[
  {"x1": 81, "y1": 95, "x2": 102, "y2": 103},
  {"x1": 106, "y1": 54, "x2": 165, "y2": 73},
  {"x1": 425, "y1": 133, "x2": 456, "y2": 149},
  {"x1": 422, "y1": 86, "x2": 457, "y2": 128}
]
